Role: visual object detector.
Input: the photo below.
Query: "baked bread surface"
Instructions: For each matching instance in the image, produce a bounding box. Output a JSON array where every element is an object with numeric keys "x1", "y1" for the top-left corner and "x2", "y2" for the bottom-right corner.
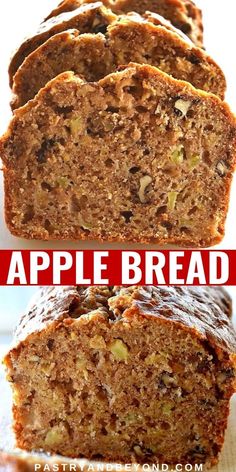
[{"x1": 45, "y1": 0, "x2": 204, "y2": 47}]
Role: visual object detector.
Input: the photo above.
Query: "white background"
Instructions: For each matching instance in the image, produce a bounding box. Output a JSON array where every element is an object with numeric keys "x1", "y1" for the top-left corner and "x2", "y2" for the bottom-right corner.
[
  {"x1": 0, "y1": 1, "x2": 235, "y2": 333},
  {"x1": 0, "y1": 0, "x2": 236, "y2": 249}
]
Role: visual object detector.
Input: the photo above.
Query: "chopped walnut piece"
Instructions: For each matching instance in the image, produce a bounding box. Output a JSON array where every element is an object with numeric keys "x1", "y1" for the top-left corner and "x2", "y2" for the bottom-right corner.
[
  {"x1": 216, "y1": 161, "x2": 227, "y2": 177},
  {"x1": 174, "y1": 99, "x2": 192, "y2": 117},
  {"x1": 138, "y1": 175, "x2": 152, "y2": 203}
]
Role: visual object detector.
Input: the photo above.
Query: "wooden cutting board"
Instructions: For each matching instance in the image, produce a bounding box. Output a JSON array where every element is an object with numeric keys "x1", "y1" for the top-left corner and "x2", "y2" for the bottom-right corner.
[{"x1": 1, "y1": 350, "x2": 236, "y2": 472}]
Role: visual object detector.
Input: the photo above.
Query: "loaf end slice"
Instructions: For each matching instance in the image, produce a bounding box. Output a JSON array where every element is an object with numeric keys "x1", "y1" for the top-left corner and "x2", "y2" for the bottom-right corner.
[
  {"x1": 44, "y1": 0, "x2": 203, "y2": 47},
  {"x1": 4, "y1": 286, "x2": 236, "y2": 465},
  {"x1": 1, "y1": 64, "x2": 236, "y2": 245},
  {"x1": 11, "y1": 14, "x2": 225, "y2": 110}
]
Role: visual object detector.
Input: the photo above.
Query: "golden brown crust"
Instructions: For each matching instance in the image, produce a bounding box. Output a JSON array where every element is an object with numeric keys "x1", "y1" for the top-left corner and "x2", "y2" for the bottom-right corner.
[
  {"x1": 8, "y1": 286, "x2": 236, "y2": 357},
  {"x1": 13, "y1": 286, "x2": 80, "y2": 345},
  {"x1": 11, "y1": 15, "x2": 225, "y2": 110},
  {"x1": 44, "y1": 0, "x2": 203, "y2": 47},
  {"x1": 132, "y1": 10, "x2": 192, "y2": 42},
  {"x1": 142, "y1": 10, "x2": 192, "y2": 42}
]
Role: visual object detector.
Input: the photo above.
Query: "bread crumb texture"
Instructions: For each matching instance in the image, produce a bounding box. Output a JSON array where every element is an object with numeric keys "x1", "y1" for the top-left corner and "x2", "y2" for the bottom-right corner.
[
  {"x1": 11, "y1": 7, "x2": 225, "y2": 109},
  {"x1": 45, "y1": 0, "x2": 203, "y2": 47},
  {"x1": 8, "y1": 0, "x2": 204, "y2": 84},
  {"x1": 1, "y1": 64, "x2": 236, "y2": 245}
]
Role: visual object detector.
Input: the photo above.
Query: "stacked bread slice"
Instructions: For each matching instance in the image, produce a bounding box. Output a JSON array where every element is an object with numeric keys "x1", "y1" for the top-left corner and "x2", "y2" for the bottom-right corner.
[
  {"x1": 45, "y1": 0, "x2": 204, "y2": 46},
  {"x1": 11, "y1": 9, "x2": 226, "y2": 109},
  {"x1": 0, "y1": 0, "x2": 235, "y2": 246}
]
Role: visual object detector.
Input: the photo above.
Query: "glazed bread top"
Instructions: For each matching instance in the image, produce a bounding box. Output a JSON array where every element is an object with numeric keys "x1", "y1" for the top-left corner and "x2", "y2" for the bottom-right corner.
[{"x1": 11, "y1": 286, "x2": 236, "y2": 357}]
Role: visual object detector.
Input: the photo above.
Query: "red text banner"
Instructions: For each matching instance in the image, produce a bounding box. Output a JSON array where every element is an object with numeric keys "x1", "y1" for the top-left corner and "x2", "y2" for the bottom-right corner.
[{"x1": 0, "y1": 250, "x2": 234, "y2": 286}]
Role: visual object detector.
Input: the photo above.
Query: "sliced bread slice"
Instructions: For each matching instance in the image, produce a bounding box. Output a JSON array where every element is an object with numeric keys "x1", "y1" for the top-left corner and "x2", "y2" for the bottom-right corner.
[
  {"x1": 11, "y1": 15, "x2": 225, "y2": 109},
  {"x1": 45, "y1": 0, "x2": 203, "y2": 46},
  {"x1": 8, "y1": 2, "x2": 116, "y2": 86},
  {"x1": 1, "y1": 63, "x2": 236, "y2": 245}
]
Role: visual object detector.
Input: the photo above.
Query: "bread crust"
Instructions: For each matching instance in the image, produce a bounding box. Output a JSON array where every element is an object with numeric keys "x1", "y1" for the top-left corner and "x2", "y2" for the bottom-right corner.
[
  {"x1": 44, "y1": 0, "x2": 203, "y2": 47},
  {"x1": 8, "y1": 286, "x2": 235, "y2": 355}
]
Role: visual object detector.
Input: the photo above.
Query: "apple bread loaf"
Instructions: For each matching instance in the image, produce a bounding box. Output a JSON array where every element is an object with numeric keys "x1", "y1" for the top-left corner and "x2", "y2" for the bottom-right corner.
[
  {"x1": 45, "y1": 0, "x2": 203, "y2": 47},
  {"x1": 1, "y1": 63, "x2": 236, "y2": 246},
  {"x1": 4, "y1": 286, "x2": 236, "y2": 466},
  {"x1": 11, "y1": 14, "x2": 226, "y2": 110},
  {"x1": 8, "y1": 2, "x2": 117, "y2": 86}
]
